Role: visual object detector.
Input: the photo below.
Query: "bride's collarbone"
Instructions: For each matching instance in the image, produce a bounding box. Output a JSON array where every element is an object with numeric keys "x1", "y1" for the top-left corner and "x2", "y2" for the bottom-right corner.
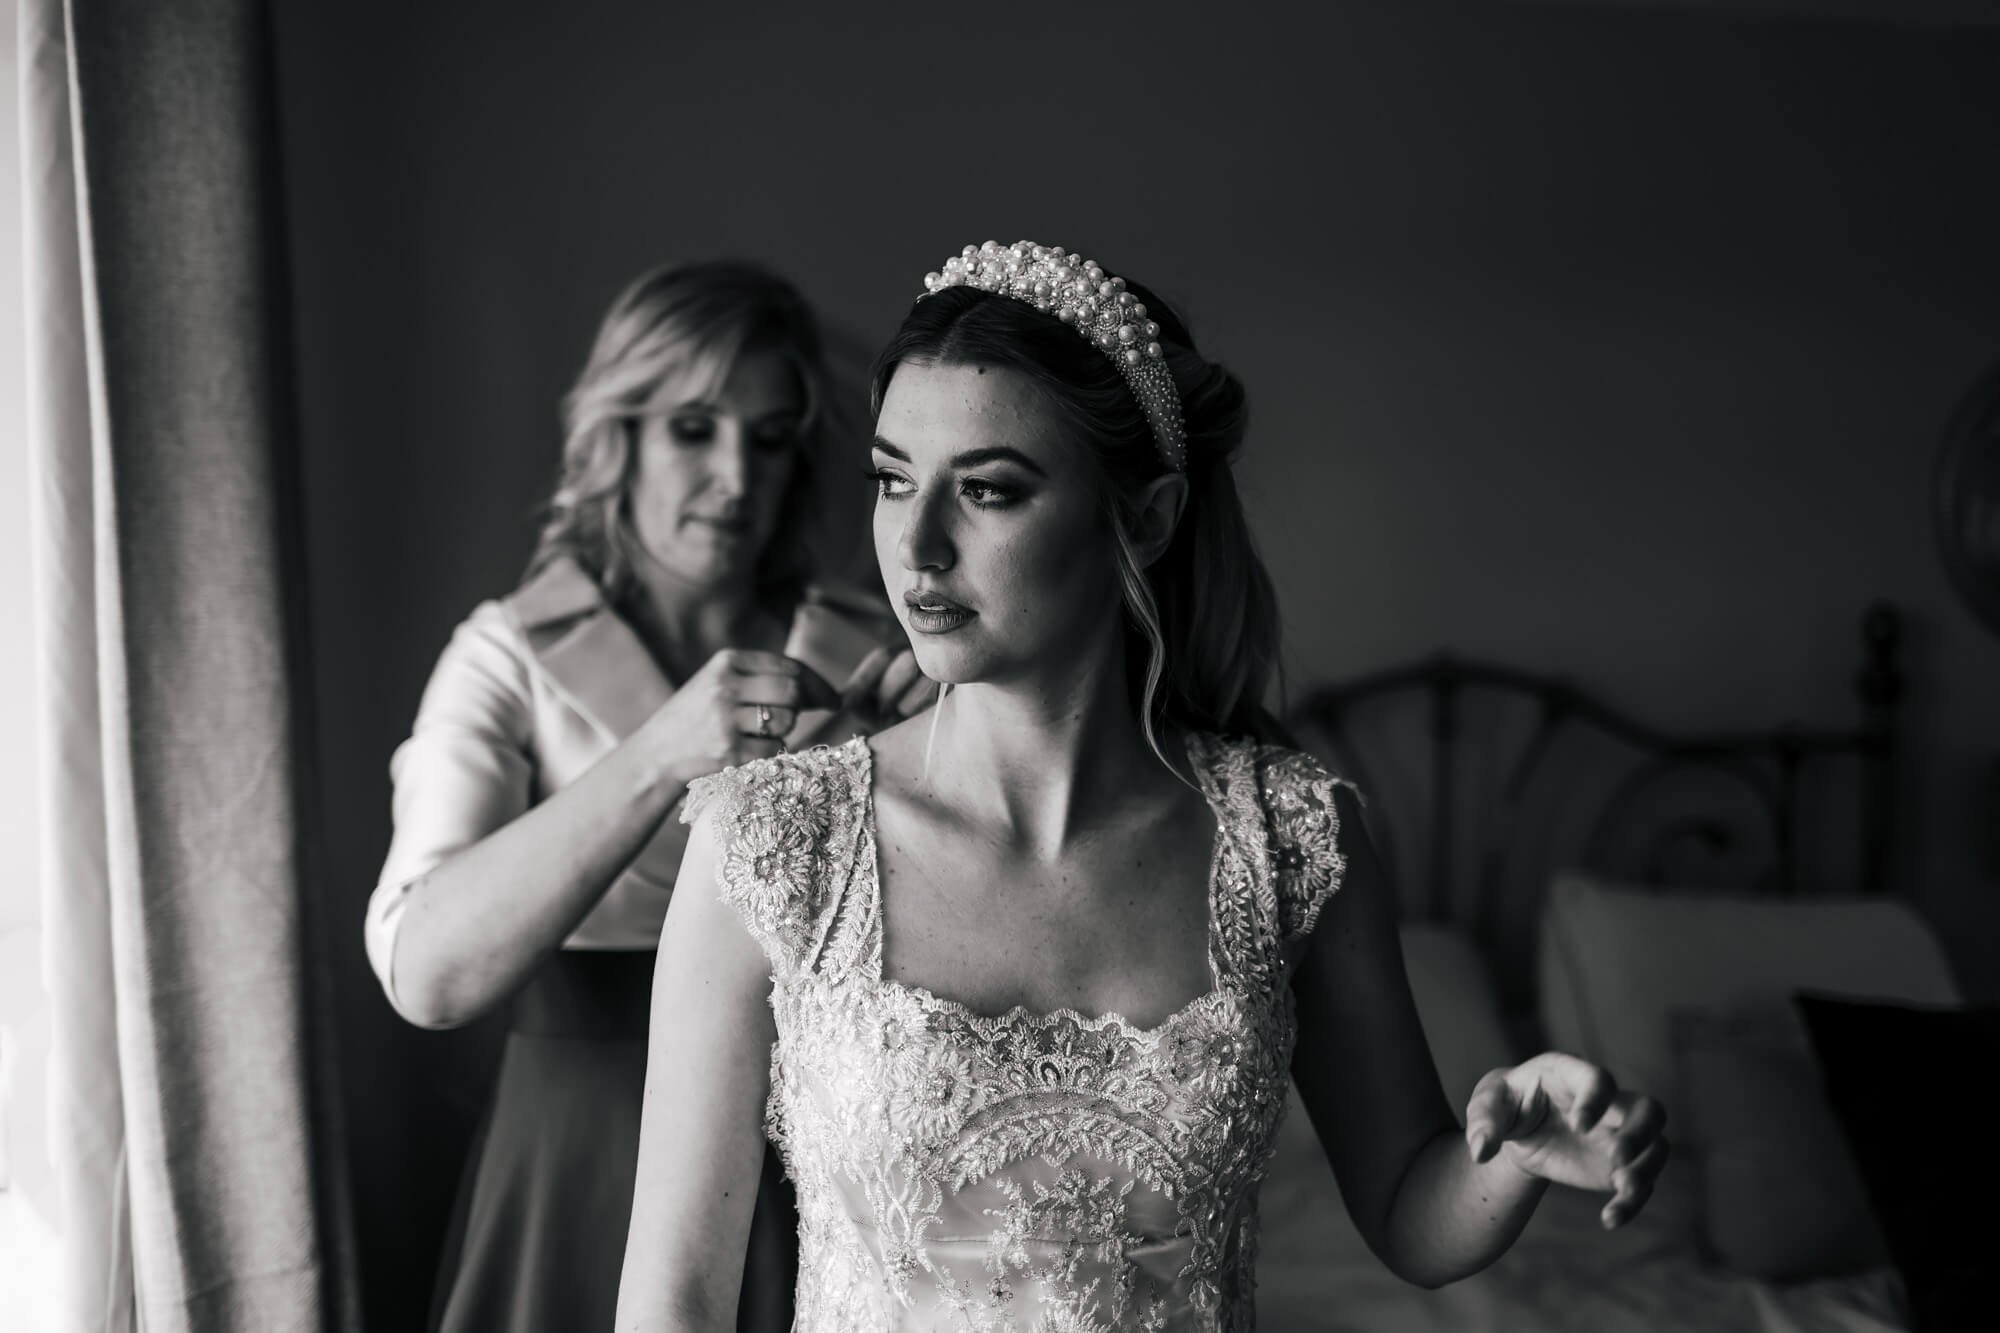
[{"x1": 871, "y1": 799, "x2": 1219, "y2": 1025}]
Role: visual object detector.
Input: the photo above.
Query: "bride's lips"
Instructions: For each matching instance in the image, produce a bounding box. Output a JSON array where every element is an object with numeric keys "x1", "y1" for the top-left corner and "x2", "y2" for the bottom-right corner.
[{"x1": 903, "y1": 588, "x2": 975, "y2": 634}]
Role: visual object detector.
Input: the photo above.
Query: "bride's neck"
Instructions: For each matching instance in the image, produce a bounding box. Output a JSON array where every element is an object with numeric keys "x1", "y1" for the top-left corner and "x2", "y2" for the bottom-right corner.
[{"x1": 923, "y1": 650, "x2": 1176, "y2": 856}]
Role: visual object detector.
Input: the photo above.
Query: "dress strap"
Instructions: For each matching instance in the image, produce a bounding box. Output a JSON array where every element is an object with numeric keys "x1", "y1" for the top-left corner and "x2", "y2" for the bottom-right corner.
[
  {"x1": 1187, "y1": 734, "x2": 1359, "y2": 997},
  {"x1": 811, "y1": 740, "x2": 880, "y2": 982},
  {"x1": 1186, "y1": 733, "x2": 1287, "y2": 999}
]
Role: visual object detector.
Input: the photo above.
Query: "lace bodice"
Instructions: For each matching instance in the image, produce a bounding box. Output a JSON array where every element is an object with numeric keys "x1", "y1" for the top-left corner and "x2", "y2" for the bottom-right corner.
[{"x1": 683, "y1": 733, "x2": 1350, "y2": 1332}]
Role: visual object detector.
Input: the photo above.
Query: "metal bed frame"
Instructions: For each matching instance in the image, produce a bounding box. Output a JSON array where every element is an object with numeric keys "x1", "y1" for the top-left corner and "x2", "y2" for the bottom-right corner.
[{"x1": 1285, "y1": 603, "x2": 1903, "y2": 1010}]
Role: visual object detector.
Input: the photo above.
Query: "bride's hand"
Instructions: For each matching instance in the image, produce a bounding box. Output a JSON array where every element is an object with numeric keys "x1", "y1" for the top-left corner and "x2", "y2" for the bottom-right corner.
[{"x1": 1464, "y1": 1052, "x2": 1671, "y2": 1230}]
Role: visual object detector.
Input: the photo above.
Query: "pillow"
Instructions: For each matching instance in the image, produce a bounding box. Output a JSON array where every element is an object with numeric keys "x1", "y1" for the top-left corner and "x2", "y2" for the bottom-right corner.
[
  {"x1": 1797, "y1": 995, "x2": 2000, "y2": 1333},
  {"x1": 1399, "y1": 923, "x2": 1518, "y2": 1107},
  {"x1": 1537, "y1": 874, "x2": 1958, "y2": 1249},
  {"x1": 1672, "y1": 1008, "x2": 1889, "y2": 1279},
  {"x1": 1538, "y1": 873, "x2": 1960, "y2": 1117}
]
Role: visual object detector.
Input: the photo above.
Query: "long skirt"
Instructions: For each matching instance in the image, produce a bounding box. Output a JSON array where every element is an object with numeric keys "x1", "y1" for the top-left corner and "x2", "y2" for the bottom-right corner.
[{"x1": 429, "y1": 948, "x2": 797, "y2": 1332}]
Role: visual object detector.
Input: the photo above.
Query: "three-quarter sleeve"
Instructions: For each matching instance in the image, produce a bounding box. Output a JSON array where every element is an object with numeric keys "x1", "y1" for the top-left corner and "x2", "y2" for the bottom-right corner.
[{"x1": 365, "y1": 601, "x2": 537, "y2": 1013}]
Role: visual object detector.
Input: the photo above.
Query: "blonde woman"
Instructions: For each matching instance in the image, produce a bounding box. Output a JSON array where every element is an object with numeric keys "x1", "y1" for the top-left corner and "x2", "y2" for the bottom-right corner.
[{"x1": 367, "y1": 261, "x2": 930, "y2": 1332}]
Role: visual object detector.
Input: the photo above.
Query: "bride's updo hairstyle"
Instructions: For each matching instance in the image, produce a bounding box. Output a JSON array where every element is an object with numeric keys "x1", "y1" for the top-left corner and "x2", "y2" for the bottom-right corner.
[{"x1": 871, "y1": 270, "x2": 1285, "y2": 761}]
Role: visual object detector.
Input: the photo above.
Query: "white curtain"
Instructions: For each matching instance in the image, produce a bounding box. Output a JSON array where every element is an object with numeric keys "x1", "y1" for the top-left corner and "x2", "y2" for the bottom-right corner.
[{"x1": 21, "y1": 0, "x2": 357, "y2": 1328}]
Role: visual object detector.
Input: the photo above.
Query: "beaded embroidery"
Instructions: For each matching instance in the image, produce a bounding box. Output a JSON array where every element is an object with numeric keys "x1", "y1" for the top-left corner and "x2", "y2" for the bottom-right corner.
[{"x1": 683, "y1": 734, "x2": 1350, "y2": 1331}]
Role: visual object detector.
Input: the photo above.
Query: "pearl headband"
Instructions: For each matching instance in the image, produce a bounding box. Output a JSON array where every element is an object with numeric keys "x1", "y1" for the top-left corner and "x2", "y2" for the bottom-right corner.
[{"x1": 920, "y1": 240, "x2": 1188, "y2": 472}]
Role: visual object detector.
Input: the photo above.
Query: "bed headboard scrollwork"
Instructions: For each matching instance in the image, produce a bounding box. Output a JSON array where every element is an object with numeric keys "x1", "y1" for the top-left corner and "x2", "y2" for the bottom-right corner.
[{"x1": 1285, "y1": 604, "x2": 1902, "y2": 1009}]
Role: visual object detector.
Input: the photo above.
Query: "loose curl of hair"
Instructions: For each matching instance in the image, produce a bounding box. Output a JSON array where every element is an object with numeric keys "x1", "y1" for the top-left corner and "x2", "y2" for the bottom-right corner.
[
  {"x1": 526, "y1": 260, "x2": 842, "y2": 607},
  {"x1": 870, "y1": 279, "x2": 1286, "y2": 766}
]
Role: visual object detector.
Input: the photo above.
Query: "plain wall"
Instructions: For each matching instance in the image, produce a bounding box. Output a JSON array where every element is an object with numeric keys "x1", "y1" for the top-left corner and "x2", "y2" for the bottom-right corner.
[{"x1": 271, "y1": 1, "x2": 2000, "y2": 1323}]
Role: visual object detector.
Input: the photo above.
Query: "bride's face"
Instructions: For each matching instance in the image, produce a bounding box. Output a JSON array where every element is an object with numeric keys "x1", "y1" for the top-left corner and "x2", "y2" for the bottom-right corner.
[{"x1": 871, "y1": 361, "x2": 1123, "y2": 689}]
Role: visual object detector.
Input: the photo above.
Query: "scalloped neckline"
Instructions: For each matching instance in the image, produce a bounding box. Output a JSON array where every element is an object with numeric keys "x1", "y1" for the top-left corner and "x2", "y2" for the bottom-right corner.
[{"x1": 853, "y1": 733, "x2": 1236, "y2": 1040}]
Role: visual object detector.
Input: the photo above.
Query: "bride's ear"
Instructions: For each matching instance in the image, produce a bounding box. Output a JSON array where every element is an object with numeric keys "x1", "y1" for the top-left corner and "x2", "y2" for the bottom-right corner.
[{"x1": 1127, "y1": 473, "x2": 1189, "y2": 568}]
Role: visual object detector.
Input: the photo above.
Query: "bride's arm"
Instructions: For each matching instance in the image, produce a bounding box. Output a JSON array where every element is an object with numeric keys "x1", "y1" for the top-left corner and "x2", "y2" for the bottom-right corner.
[
  {"x1": 1288, "y1": 785, "x2": 1546, "y2": 1288},
  {"x1": 617, "y1": 814, "x2": 777, "y2": 1332}
]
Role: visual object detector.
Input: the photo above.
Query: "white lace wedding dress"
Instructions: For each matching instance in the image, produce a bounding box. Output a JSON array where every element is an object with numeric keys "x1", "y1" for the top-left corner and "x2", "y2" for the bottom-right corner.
[{"x1": 684, "y1": 732, "x2": 1351, "y2": 1332}]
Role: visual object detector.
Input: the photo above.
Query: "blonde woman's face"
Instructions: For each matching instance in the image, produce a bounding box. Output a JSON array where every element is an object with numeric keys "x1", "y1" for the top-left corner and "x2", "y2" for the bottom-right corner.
[
  {"x1": 627, "y1": 348, "x2": 804, "y2": 588},
  {"x1": 870, "y1": 361, "x2": 1122, "y2": 688}
]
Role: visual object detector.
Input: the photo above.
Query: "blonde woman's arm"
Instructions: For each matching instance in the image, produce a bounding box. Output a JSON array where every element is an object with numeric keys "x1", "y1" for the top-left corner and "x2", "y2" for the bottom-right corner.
[{"x1": 374, "y1": 627, "x2": 825, "y2": 1029}]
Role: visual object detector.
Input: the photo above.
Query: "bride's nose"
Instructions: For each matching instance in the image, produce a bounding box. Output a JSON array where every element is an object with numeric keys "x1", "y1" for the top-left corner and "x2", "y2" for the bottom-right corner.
[{"x1": 897, "y1": 490, "x2": 955, "y2": 573}]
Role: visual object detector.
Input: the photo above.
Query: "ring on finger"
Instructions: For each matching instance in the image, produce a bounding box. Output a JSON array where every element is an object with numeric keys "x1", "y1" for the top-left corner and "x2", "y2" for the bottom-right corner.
[{"x1": 755, "y1": 703, "x2": 775, "y2": 738}]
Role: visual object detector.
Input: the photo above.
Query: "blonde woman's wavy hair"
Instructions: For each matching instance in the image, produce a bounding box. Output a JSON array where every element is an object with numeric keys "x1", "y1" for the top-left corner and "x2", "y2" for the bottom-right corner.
[{"x1": 526, "y1": 260, "x2": 844, "y2": 604}]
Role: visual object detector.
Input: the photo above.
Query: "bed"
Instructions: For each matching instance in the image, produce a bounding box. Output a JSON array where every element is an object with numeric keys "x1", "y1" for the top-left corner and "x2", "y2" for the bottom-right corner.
[{"x1": 1252, "y1": 603, "x2": 1952, "y2": 1332}]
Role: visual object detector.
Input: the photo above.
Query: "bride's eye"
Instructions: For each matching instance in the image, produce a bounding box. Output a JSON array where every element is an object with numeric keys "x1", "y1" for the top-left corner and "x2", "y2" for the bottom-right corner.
[
  {"x1": 866, "y1": 467, "x2": 915, "y2": 499},
  {"x1": 961, "y1": 478, "x2": 1017, "y2": 509}
]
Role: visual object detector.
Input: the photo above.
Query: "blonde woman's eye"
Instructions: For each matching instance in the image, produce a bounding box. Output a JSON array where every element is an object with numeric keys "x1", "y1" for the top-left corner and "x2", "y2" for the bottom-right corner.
[
  {"x1": 865, "y1": 467, "x2": 914, "y2": 499},
  {"x1": 668, "y1": 416, "x2": 715, "y2": 444}
]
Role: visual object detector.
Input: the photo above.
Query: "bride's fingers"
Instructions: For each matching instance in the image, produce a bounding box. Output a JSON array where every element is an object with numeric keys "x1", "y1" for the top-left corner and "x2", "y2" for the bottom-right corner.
[
  {"x1": 1611, "y1": 1094, "x2": 1668, "y2": 1168},
  {"x1": 1547, "y1": 1056, "x2": 1618, "y2": 1135},
  {"x1": 1464, "y1": 1070, "x2": 1527, "y2": 1162},
  {"x1": 1604, "y1": 1136, "x2": 1670, "y2": 1228},
  {"x1": 1619, "y1": 1131, "x2": 1672, "y2": 1191}
]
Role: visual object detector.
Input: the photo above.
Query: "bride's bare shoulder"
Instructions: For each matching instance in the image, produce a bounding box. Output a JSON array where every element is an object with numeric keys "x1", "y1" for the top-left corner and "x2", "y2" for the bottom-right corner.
[{"x1": 859, "y1": 708, "x2": 938, "y2": 793}]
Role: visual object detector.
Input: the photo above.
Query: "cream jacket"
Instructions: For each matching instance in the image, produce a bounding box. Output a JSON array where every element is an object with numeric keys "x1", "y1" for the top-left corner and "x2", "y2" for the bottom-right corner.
[{"x1": 364, "y1": 556, "x2": 895, "y2": 1015}]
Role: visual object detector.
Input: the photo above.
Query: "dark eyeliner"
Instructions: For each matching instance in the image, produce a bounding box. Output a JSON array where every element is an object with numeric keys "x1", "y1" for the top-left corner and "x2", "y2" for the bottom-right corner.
[
  {"x1": 961, "y1": 478, "x2": 1019, "y2": 509},
  {"x1": 864, "y1": 466, "x2": 912, "y2": 498}
]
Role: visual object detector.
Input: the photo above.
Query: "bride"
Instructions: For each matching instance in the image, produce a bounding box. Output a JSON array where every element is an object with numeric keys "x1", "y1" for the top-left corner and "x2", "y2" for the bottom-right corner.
[{"x1": 616, "y1": 240, "x2": 1669, "y2": 1331}]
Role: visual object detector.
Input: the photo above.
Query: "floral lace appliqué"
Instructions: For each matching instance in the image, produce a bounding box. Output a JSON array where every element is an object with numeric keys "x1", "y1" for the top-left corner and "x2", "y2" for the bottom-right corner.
[
  {"x1": 688, "y1": 735, "x2": 1351, "y2": 1331},
  {"x1": 1260, "y1": 749, "x2": 1354, "y2": 941}
]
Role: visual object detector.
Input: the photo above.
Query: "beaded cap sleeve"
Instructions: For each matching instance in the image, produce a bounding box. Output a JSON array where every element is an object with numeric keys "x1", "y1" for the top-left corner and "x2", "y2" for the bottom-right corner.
[
  {"x1": 681, "y1": 742, "x2": 872, "y2": 978},
  {"x1": 1255, "y1": 745, "x2": 1354, "y2": 944}
]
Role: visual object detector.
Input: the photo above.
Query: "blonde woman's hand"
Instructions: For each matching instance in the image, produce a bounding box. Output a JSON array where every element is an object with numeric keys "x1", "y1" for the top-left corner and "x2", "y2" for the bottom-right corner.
[
  {"x1": 646, "y1": 648, "x2": 839, "y2": 785},
  {"x1": 791, "y1": 646, "x2": 938, "y2": 748},
  {"x1": 842, "y1": 646, "x2": 938, "y2": 729},
  {"x1": 1464, "y1": 1052, "x2": 1670, "y2": 1230}
]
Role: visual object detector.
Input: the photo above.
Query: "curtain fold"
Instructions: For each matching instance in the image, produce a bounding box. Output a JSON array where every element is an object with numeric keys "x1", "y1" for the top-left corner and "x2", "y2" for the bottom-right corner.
[{"x1": 23, "y1": 0, "x2": 358, "y2": 1328}]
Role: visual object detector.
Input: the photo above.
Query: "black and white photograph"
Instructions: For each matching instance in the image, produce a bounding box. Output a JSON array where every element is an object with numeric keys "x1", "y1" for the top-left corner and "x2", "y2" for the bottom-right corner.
[{"x1": 2, "y1": 2, "x2": 1998, "y2": 1330}]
